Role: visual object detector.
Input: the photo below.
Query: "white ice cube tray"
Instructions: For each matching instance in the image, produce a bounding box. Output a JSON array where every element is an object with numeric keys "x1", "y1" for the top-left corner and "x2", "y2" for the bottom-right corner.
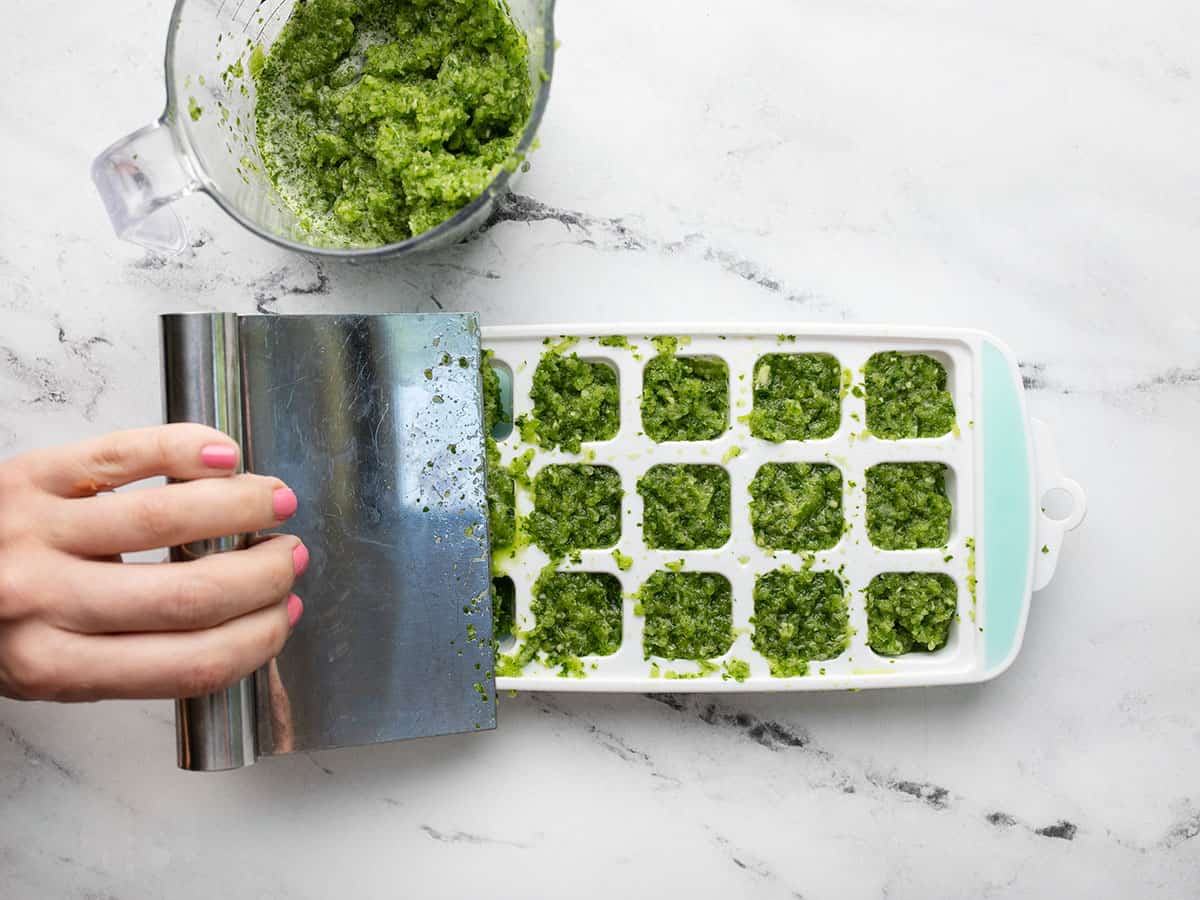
[{"x1": 482, "y1": 322, "x2": 1085, "y2": 692}]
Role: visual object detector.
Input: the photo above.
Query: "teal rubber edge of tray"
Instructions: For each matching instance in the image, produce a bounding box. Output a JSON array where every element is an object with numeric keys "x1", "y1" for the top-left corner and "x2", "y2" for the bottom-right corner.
[{"x1": 982, "y1": 339, "x2": 1033, "y2": 672}]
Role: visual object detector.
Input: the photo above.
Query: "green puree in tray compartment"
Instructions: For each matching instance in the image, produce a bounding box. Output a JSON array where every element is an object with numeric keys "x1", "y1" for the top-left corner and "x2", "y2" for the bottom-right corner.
[
  {"x1": 491, "y1": 575, "x2": 515, "y2": 641},
  {"x1": 866, "y1": 572, "x2": 957, "y2": 655},
  {"x1": 749, "y1": 463, "x2": 844, "y2": 551},
  {"x1": 498, "y1": 570, "x2": 622, "y2": 677},
  {"x1": 527, "y1": 464, "x2": 622, "y2": 560},
  {"x1": 481, "y1": 355, "x2": 515, "y2": 550},
  {"x1": 637, "y1": 464, "x2": 730, "y2": 550},
  {"x1": 752, "y1": 569, "x2": 849, "y2": 677},
  {"x1": 639, "y1": 571, "x2": 734, "y2": 661},
  {"x1": 519, "y1": 350, "x2": 620, "y2": 453},
  {"x1": 866, "y1": 463, "x2": 951, "y2": 549},
  {"x1": 641, "y1": 337, "x2": 729, "y2": 442},
  {"x1": 253, "y1": 0, "x2": 533, "y2": 246},
  {"x1": 749, "y1": 353, "x2": 841, "y2": 442},
  {"x1": 864, "y1": 351, "x2": 956, "y2": 439}
]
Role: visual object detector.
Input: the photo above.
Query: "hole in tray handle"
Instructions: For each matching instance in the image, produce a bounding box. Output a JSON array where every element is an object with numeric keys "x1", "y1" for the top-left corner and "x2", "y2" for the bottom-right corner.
[{"x1": 1031, "y1": 418, "x2": 1087, "y2": 592}]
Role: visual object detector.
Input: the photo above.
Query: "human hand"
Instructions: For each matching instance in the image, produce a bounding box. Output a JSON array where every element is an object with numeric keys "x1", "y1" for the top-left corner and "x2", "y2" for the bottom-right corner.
[{"x1": 0, "y1": 424, "x2": 306, "y2": 702}]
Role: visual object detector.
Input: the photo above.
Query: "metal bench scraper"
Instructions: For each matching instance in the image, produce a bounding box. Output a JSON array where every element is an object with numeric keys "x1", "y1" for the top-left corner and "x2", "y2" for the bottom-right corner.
[{"x1": 161, "y1": 312, "x2": 496, "y2": 771}]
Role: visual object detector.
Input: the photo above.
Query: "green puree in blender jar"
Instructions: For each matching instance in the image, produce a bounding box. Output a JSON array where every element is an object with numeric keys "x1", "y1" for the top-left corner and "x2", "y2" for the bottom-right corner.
[{"x1": 254, "y1": 0, "x2": 533, "y2": 246}]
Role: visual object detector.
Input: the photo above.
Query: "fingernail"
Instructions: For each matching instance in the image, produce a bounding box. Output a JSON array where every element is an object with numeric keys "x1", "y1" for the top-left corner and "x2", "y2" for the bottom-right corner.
[
  {"x1": 286, "y1": 594, "x2": 304, "y2": 628},
  {"x1": 273, "y1": 487, "x2": 298, "y2": 520},
  {"x1": 200, "y1": 444, "x2": 238, "y2": 469},
  {"x1": 292, "y1": 542, "x2": 309, "y2": 576}
]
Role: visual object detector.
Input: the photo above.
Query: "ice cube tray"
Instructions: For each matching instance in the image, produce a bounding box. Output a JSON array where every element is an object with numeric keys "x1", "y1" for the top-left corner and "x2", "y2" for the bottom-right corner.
[{"x1": 482, "y1": 323, "x2": 1085, "y2": 692}]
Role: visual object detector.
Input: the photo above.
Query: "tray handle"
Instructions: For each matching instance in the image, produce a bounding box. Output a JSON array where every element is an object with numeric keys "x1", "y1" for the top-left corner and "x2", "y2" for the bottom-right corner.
[{"x1": 1031, "y1": 417, "x2": 1086, "y2": 591}]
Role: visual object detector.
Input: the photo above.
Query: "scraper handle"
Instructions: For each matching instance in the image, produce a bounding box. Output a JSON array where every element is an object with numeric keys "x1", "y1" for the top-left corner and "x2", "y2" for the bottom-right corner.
[{"x1": 161, "y1": 313, "x2": 258, "y2": 771}]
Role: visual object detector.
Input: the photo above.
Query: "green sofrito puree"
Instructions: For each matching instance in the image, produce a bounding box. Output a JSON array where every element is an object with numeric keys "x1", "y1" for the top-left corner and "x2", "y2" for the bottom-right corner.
[
  {"x1": 254, "y1": 0, "x2": 532, "y2": 246},
  {"x1": 749, "y1": 463, "x2": 844, "y2": 551},
  {"x1": 866, "y1": 572, "x2": 957, "y2": 655},
  {"x1": 491, "y1": 575, "x2": 515, "y2": 640},
  {"x1": 637, "y1": 464, "x2": 730, "y2": 550},
  {"x1": 527, "y1": 464, "x2": 622, "y2": 560},
  {"x1": 518, "y1": 347, "x2": 619, "y2": 453},
  {"x1": 641, "y1": 337, "x2": 729, "y2": 442},
  {"x1": 497, "y1": 570, "x2": 622, "y2": 677},
  {"x1": 484, "y1": 339, "x2": 968, "y2": 678},
  {"x1": 865, "y1": 462, "x2": 952, "y2": 550},
  {"x1": 752, "y1": 569, "x2": 849, "y2": 677},
  {"x1": 749, "y1": 353, "x2": 841, "y2": 442},
  {"x1": 864, "y1": 351, "x2": 956, "y2": 439},
  {"x1": 481, "y1": 354, "x2": 515, "y2": 550},
  {"x1": 639, "y1": 571, "x2": 734, "y2": 661}
]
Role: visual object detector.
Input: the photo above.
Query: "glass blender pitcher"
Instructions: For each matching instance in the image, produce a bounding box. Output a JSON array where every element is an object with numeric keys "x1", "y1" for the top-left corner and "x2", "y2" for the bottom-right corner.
[{"x1": 92, "y1": 0, "x2": 555, "y2": 259}]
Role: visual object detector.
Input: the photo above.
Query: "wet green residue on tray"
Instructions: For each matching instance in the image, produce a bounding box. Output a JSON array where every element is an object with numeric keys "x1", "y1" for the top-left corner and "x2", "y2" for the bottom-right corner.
[
  {"x1": 653, "y1": 659, "x2": 721, "y2": 680},
  {"x1": 864, "y1": 352, "x2": 956, "y2": 439},
  {"x1": 865, "y1": 462, "x2": 952, "y2": 549},
  {"x1": 527, "y1": 464, "x2": 622, "y2": 559},
  {"x1": 253, "y1": 0, "x2": 533, "y2": 247},
  {"x1": 751, "y1": 568, "x2": 849, "y2": 677},
  {"x1": 638, "y1": 571, "x2": 734, "y2": 661},
  {"x1": 482, "y1": 350, "x2": 504, "y2": 432},
  {"x1": 507, "y1": 447, "x2": 534, "y2": 489},
  {"x1": 518, "y1": 350, "x2": 620, "y2": 453},
  {"x1": 965, "y1": 536, "x2": 977, "y2": 619},
  {"x1": 749, "y1": 463, "x2": 844, "y2": 551},
  {"x1": 722, "y1": 658, "x2": 751, "y2": 682},
  {"x1": 865, "y1": 572, "x2": 957, "y2": 655},
  {"x1": 498, "y1": 570, "x2": 622, "y2": 676},
  {"x1": 749, "y1": 353, "x2": 841, "y2": 442},
  {"x1": 597, "y1": 335, "x2": 636, "y2": 351},
  {"x1": 637, "y1": 464, "x2": 730, "y2": 550},
  {"x1": 641, "y1": 337, "x2": 728, "y2": 442},
  {"x1": 481, "y1": 355, "x2": 515, "y2": 550}
]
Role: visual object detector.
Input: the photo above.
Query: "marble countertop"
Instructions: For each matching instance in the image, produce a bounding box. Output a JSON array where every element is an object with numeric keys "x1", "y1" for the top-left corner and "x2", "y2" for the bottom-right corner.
[{"x1": 2, "y1": 1, "x2": 1198, "y2": 897}]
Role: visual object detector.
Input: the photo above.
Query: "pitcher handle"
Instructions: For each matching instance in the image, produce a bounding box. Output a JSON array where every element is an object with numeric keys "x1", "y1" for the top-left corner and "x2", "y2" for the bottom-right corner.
[{"x1": 91, "y1": 118, "x2": 200, "y2": 255}]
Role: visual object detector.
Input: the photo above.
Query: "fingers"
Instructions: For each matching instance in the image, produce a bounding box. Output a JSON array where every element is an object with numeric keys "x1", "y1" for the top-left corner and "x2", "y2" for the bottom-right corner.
[
  {"x1": 44, "y1": 535, "x2": 307, "y2": 634},
  {"x1": 0, "y1": 596, "x2": 300, "y2": 702},
  {"x1": 48, "y1": 473, "x2": 298, "y2": 556},
  {"x1": 25, "y1": 424, "x2": 242, "y2": 498}
]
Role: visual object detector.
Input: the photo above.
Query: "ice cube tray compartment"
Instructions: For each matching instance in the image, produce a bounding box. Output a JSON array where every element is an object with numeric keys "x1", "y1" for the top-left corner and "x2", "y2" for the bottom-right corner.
[{"x1": 482, "y1": 323, "x2": 1077, "y2": 693}]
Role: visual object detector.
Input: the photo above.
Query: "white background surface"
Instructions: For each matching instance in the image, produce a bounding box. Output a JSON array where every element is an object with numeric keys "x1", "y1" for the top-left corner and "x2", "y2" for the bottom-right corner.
[{"x1": 2, "y1": 1, "x2": 1199, "y2": 897}]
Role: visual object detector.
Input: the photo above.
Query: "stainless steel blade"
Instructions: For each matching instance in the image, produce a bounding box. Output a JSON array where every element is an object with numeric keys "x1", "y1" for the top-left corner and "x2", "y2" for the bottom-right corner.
[{"x1": 235, "y1": 313, "x2": 496, "y2": 755}]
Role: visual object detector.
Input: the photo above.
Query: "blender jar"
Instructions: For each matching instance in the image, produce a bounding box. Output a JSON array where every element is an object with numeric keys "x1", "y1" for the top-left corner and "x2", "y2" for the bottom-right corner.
[{"x1": 92, "y1": 0, "x2": 555, "y2": 258}]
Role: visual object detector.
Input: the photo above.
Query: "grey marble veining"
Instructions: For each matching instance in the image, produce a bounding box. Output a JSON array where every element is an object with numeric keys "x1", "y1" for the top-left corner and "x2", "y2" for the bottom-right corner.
[{"x1": 2, "y1": 0, "x2": 1199, "y2": 897}]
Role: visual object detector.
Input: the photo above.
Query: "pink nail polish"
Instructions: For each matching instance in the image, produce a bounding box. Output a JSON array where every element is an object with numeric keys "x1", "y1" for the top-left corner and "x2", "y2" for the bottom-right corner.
[
  {"x1": 292, "y1": 543, "x2": 309, "y2": 576},
  {"x1": 200, "y1": 444, "x2": 238, "y2": 469},
  {"x1": 273, "y1": 487, "x2": 298, "y2": 520},
  {"x1": 287, "y1": 594, "x2": 304, "y2": 628}
]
